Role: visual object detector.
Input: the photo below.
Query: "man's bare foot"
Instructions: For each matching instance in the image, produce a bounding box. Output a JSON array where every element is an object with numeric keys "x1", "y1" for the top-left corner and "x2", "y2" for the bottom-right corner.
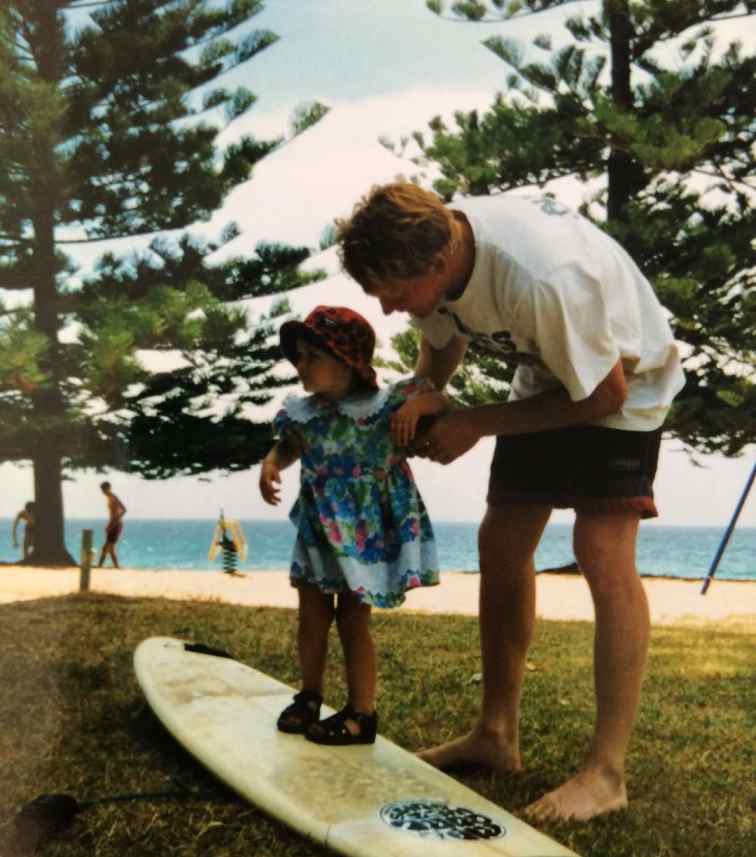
[
  {"x1": 525, "y1": 767, "x2": 628, "y2": 822},
  {"x1": 418, "y1": 727, "x2": 522, "y2": 775}
]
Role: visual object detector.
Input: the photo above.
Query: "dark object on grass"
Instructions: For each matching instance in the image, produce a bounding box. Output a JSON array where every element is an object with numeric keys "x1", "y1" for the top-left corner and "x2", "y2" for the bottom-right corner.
[
  {"x1": 13, "y1": 786, "x2": 227, "y2": 853},
  {"x1": 14, "y1": 793, "x2": 80, "y2": 853}
]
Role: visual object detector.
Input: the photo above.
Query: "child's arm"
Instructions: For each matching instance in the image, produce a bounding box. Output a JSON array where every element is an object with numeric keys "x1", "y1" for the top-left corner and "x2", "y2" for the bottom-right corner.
[
  {"x1": 259, "y1": 434, "x2": 302, "y2": 506},
  {"x1": 390, "y1": 390, "x2": 449, "y2": 448}
]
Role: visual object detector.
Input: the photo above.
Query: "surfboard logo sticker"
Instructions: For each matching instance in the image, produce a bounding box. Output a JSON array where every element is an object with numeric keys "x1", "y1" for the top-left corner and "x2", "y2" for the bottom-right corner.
[{"x1": 379, "y1": 799, "x2": 506, "y2": 840}]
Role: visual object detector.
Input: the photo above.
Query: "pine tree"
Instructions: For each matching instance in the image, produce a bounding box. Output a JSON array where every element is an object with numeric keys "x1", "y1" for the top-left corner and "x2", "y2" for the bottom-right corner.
[
  {"x1": 408, "y1": 1, "x2": 755, "y2": 456},
  {"x1": 0, "y1": 1, "x2": 320, "y2": 564}
]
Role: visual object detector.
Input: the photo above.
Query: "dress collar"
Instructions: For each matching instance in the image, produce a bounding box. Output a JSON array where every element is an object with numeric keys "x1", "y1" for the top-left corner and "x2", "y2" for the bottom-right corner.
[{"x1": 282, "y1": 387, "x2": 393, "y2": 424}]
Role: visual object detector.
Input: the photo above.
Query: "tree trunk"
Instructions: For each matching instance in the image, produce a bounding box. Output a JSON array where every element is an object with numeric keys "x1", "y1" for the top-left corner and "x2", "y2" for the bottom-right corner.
[
  {"x1": 27, "y1": 444, "x2": 74, "y2": 566},
  {"x1": 28, "y1": 228, "x2": 75, "y2": 566},
  {"x1": 26, "y1": 3, "x2": 75, "y2": 567},
  {"x1": 607, "y1": 0, "x2": 645, "y2": 222}
]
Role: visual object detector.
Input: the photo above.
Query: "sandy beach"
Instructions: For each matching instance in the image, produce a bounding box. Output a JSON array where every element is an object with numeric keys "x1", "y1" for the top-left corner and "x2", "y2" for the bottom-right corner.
[{"x1": 1, "y1": 565, "x2": 754, "y2": 630}]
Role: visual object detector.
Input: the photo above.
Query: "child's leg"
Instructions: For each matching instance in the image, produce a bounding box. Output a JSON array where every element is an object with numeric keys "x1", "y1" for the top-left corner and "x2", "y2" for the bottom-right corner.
[
  {"x1": 335, "y1": 591, "x2": 375, "y2": 715},
  {"x1": 278, "y1": 583, "x2": 335, "y2": 733},
  {"x1": 297, "y1": 582, "x2": 335, "y2": 694}
]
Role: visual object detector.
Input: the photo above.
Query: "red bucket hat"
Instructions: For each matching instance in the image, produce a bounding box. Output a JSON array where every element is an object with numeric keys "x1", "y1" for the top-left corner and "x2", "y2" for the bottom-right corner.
[{"x1": 279, "y1": 305, "x2": 378, "y2": 390}]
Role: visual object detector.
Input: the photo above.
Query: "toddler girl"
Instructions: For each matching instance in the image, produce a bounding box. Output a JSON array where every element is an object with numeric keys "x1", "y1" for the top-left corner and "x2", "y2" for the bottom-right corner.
[{"x1": 259, "y1": 305, "x2": 446, "y2": 745}]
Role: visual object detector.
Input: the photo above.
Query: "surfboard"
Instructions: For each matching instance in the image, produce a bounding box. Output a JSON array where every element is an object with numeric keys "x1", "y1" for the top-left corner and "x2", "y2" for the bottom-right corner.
[
  {"x1": 134, "y1": 636, "x2": 579, "y2": 857},
  {"x1": 207, "y1": 519, "x2": 247, "y2": 562}
]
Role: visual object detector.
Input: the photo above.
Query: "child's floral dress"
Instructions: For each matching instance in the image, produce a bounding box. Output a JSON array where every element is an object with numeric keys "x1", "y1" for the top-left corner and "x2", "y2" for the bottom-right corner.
[{"x1": 274, "y1": 378, "x2": 439, "y2": 607}]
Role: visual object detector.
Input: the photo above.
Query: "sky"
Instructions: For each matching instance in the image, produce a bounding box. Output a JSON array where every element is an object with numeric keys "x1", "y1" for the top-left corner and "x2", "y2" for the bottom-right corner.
[{"x1": 2, "y1": 0, "x2": 754, "y2": 529}]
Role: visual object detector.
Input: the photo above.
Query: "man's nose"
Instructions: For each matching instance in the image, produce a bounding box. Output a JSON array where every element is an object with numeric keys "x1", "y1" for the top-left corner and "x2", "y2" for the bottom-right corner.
[{"x1": 380, "y1": 297, "x2": 395, "y2": 315}]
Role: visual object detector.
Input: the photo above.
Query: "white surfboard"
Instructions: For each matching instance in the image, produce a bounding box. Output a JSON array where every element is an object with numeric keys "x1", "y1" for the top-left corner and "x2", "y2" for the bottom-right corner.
[{"x1": 134, "y1": 637, "x2": 580, "y2": 857}]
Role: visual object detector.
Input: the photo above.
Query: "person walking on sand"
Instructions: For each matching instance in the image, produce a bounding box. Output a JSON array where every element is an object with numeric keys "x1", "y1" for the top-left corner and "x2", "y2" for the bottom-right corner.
[
  {"x1": 12, "y1": 501, "x2": 36, "y2": 561},
  {"x1": 98, "y1": 482, "x2": 126, "y2": 568},
  {"x1": 260, "y1": 305, "x2": 447, "y2": 745},
  {"x1": 335, "y1": 182, "x2": 685, "y2": 821}
]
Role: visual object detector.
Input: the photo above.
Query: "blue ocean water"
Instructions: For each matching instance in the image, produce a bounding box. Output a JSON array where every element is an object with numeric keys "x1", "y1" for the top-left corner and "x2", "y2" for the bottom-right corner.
[{"x1": 1, "y1": 518, "x2": 753, "y2": 581}]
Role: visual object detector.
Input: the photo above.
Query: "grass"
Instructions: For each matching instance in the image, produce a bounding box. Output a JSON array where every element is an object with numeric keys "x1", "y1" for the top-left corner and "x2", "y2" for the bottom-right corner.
[{"x1": 0, "y1": 593, "x2": 753, "y2": 857}]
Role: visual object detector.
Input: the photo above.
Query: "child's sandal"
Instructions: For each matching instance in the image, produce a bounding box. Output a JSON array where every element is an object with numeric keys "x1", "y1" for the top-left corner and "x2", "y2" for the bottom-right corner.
[
  {"x1": 305, "y1": 704, "x2": 378, "y2": 745},
  {"x1": 277, "y1": 689, "x2": 322, "y2": 734}
]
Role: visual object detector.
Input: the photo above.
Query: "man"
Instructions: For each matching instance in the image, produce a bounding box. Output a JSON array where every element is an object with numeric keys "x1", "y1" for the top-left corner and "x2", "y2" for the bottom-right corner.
[
  {"x1": 12, "y1": 501, "x2": 35, "y2": 561},
  {"x1": 336, "y1": 182, "x2": 685, "y2": 822},
  {"x1": 98, "y1": 482, "x2": 126, "y2": 568}
]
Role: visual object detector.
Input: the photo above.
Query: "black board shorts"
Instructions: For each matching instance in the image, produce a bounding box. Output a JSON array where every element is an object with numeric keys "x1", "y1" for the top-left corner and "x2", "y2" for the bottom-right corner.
[{"x1": 487, "y1": 425, "x2": 663, "y2": 519}]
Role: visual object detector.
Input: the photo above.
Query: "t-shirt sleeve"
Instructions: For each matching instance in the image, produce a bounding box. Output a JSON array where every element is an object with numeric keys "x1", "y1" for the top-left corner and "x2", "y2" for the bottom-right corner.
[
  {"x1": 411, "y1": 311, "x2": 465, "y2": 350},
  {"x1": 523, "y1": 270, "x2": 620, "y2": 401}
]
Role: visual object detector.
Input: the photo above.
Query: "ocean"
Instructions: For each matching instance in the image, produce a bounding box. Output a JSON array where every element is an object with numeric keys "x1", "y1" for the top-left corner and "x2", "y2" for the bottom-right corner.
[{"x1": 2, "y1": 518, "x2": 754, "y2": 581}]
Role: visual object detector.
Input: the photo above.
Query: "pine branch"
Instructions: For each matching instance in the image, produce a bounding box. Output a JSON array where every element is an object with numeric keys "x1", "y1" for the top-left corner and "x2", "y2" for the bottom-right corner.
[
  {"x1": 431, "y1": 0, "x2": 586, "y2": 24},
  {"x1": 692, "y1": 166, "x2": 756, "y2": 193}
]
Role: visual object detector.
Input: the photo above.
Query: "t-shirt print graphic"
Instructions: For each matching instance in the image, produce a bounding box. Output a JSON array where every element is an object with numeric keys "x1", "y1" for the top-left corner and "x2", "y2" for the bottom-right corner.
[
  {"x1": 443, "y1": 309, "x2": 541, "y2": 366},
  {"x1": 525, "y1": 195, "x2": 580, "y2": 219}
]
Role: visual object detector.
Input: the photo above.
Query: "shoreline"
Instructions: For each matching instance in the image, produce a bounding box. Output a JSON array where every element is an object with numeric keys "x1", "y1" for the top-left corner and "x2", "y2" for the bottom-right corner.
[{"x1": 1, "y1": 566, "x2": 754, "y2": 630}]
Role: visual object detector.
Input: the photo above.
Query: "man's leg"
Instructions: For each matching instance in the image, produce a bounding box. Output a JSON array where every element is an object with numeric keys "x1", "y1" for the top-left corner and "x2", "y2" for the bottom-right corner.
[
  {"x1": 527, "y1": 510, "x2": 648, "y2": 821},
  {"x1": 420, "y1": 503, "x2": 551, "y2": 772}
]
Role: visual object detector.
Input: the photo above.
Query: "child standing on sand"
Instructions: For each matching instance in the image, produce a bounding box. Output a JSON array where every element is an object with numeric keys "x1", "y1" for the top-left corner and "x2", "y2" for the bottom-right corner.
[{"x1": 259, "y1": 305, "x2": 447, "y2": 745}]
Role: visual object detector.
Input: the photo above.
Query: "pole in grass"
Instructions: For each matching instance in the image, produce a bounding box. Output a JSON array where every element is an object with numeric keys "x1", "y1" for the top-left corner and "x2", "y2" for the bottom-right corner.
[
  {"x1": 700, "y1": 461, "x2": 755, "y2": 595},
  {"x1": 79, "y1": 529, "x2": 93, "y2": 592}
]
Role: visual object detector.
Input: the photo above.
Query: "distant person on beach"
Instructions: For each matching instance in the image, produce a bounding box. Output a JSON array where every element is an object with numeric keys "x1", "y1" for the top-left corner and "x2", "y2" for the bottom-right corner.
[
  {"x1": 336, "y1": 182, "x2": 685, "y2": 821},
  {"x1": 98, "y1": 482, "x2": 126, "y2": 569},
  {"x1": 12, "y1": 501, "x2": 36, "y2": 561},
  {"x1": 259, "y1": 305, "x2": 447, "y2": 745}
]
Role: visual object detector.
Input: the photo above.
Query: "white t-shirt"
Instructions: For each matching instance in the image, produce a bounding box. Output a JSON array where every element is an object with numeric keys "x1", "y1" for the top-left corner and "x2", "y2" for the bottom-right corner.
[{"x1": 413, "y1": 195, "x2": 686, "y2": 431}]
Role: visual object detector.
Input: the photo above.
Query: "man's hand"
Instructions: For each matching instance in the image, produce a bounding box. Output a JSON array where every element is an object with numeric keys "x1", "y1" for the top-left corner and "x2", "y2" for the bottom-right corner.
[
  {"x1": 259, "y1": 458, "x2": 282, "y2": 505},
  {"x1": 413, "y1": 410, "x2": 481, "y2": 465}
]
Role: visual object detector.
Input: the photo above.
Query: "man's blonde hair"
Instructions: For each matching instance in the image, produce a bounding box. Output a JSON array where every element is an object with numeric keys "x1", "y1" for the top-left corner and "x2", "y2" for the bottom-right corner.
[{"x1": 336, "y1": 182, "x2": 458, "y2": 288}]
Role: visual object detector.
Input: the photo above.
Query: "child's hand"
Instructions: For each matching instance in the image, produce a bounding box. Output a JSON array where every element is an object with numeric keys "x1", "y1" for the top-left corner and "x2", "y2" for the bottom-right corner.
[
  {"x1": 390, "y1": 401, "x2": 421, "y2": 447},
  {"x1": 259, "y1": 458, "x2": 282, "y2": 505}
]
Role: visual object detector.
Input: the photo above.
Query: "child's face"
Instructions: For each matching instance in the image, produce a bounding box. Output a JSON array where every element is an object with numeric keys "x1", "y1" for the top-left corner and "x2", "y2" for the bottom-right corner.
[{"x1": 295, "y1": 340, "x2": 354, "y2": 398}]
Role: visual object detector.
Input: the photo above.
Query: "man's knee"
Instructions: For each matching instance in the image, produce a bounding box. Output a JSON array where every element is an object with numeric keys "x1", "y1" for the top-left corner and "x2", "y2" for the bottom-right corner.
[
  {"x1": 479, "y1": 504, "x2": 551, "y2": 573},
  {"x1": 573, "y1": 512, "x2": 644, "y2": 601}
]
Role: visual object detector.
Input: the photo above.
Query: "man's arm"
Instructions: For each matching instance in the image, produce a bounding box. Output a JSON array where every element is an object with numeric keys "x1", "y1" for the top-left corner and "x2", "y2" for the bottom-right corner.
[
  {"x1": 415, "y1": 334, "x2": 468, "y2": 390},
  {"x1": 12, "y1": 513, "x2": 21, "y2": 545},
  {"x1": 421, "y1": 359, "x2": 628, "y2": 464},
  {"x1": 113, "y1": 496, "x2": 127, "y2": 519},
  {"x1": 467, "y1": 358, "x2": 627, "y2": 437}
]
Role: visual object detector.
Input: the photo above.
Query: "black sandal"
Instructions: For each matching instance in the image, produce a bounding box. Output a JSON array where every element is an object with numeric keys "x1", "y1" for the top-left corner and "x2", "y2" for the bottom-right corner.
[
  {"x1": 305, "y1": 704, "x2": 378, "y2": 745},
  {"x1": 277, "y1": 689, "x2": 322, "y2": 734}
]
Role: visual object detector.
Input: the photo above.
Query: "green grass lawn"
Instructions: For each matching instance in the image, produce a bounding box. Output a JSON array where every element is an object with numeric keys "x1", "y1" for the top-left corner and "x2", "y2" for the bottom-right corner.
[{"x1": 0, "y1": 593, "x2": 753, "y2": 856}]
